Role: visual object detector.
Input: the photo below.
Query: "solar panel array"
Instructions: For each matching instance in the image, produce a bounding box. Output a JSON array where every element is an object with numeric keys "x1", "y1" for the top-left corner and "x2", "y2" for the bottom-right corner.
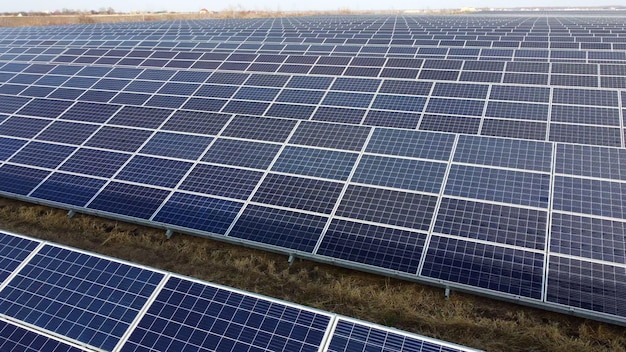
[
  {"x1": 0, "y1": 14, "x2": 625, "y2": 326},
  {"x1": 0, "y1": 230, "x2": 477, "y2": 352}
]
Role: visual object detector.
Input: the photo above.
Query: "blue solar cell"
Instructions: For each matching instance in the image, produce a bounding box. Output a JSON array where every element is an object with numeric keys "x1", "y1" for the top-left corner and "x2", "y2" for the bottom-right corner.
[
  {"x1": 337, "y1": 185, "x2": 437, "y2": 230},
  {"x1": 253, "y1": 173, "x2": 344, "y2": 214},
  {"x1": 435, "y1": 197, "x2": 547, "y2": 250},
  {"x1": 48, "y1": 88, "x2": 85, "y2": 100},
  {"x1": 419, "y1": 114, "x2": 481, "y2": 134},
  {"x1": 552, "y1": 88, "x2": 619, "y2": 107},
  {"x1": 194, "y1": 84, "x2": 238, "y2": 98},
  {"x1": 489, "y1": 85, "x2": 550, "y2": 103},
  {"x1": 123, "y1": 80, "x2": 164, "y2": 94},
  {"x1": 229, "y1": 204, "x2": 328, "y2": 252},
  {"x1": 145, "y1": 95, "x2": 187, "y2": 109},
  {"x1": 31, "y1": 173, "x2": 106, "y2": 206},
  {"x1": 551, "y1": 213, "x2": 626, "y2": 264},
  {"x1": 422, "y1": 236, "x2": 544, "y2": 299},
  {"x1": 366, "y1": 128, "x2": 455, "y2": 160},
  {"x1": 19, "y1": 86, "x2": 54, "y2": 98},
  {"x1": 9, "y1": 142, "x2": 75, "y2": 169},
  {"x1": 272, "y1": 146, "x2": 358, "y2": 180},
  {"x1": 203, "y1": 138, "x2": 280, "y2": 169},
  {"x1": 445, "y1": 165, "x2": 550, "y2": 208},
  {"x1": 0, "y1": 320, "x2": 85, "y2": 352},
  {"x1": 289, "y1": 122, "x2": 370, "y2": 151},
  {"x1": 311, "y1": 106, "x2": 364, "y2": 124},
  {"x1": 116, "y1": 156, "x2": 193, "y2": 188},
  {"x1": 0, "y1": 95, "x2": 31, "y2": 114},
  {"x1": 485, "y1": 101, "x2": 549, "y2": 121},
  {"x1": 556, "y1": 144, "x2": 626, "y2": 181},
  {"x1": 206, "y1": 72, "x2": 249, "y2": 85},
  {"x1": 547, "y1": 257, "x2": 626, "y2": 317},
  {"x1": 121, "y1": 276, "x2": 331, "y2": 352},
  {"x1": 60, "y1": 148, "x2": 130, "y2": 178},
  {"x1": 0, "y1": 244, "x2": 164, "y2": 351},
  {"x1": 371, "y1": 94, "x2": 426, "y2": 112},
  {"x1": 551, "y1": 105, "x2": 620, "y2": 126},
  {"x1": 378, "y1": 80, "x2": 432, "y2": 96},
  {"x1": 425, "y1": 98, "x2": 484, "y2": 116},
  {"x1": 318, "y1": 219, "x2": 427, "y2": 273},
  {"x1": 553, "y1": 176, "x2": 626, "y2": 219},
  {"x1": 0, "y1": 137, "x2": 27, "y2": 161},
  {"x1": 86, "y1": 127, "x2": 153, "y2": 152},
  {"x1": 222, "y1": 100, "x2": 270, "y2": 115},
  {"x1": 549, "y1": 124, "x2": 622, "y2": 147},
  {"x1": 481, "y1": 119, "x2": 547, "y2": 141},
  {"x1": 35, "y1": 121, "x2": 98, "y2": 145},
  {"x1": 78, "y1": 90, "x2": 117, "y2": 103},
  {"x1": 140, "y1": 132, "x2": 212, "y2": 160},
  {"x1": 363, "y1": 110, "x2": 421, "y2": 129},
  {"x1": 0, "y1": 232, "x2": 39, "y2": 284},
  {"x1": 110, "y1": 92, "x2": 151, "y2": 105},
  {"x1": 234, "y1": 86, "x2": 281, "y2": 101},
  {"x1": 88, "y1": 182, "x2": 170, "y2": 219},
  {"x1": 454, "y1": 135, "x2": 553, "y2": 172},
  {"x1": 108, "y1": 106, "x2": 173, "y2": 129},
  {"x1": 432, "y1": 82, "x2": 489, "y2": 99},
  {"x1": 328, "y1": 319, "x2": 468, "y2": 352},
  {"x1": 161, "y1": 110, "x2": 230, "y2": 135},
  {"x1": 180, "y1": 164, "x2": 263, "y2": 200},
  {"x1": 153, "y1": 193, "x2": 243, "y2": 234},
  {"x1": 222, "y1": 115, "x2": 296, "y2": 143},
  {"x1": 322, "y1": 92, "x2": 373, "y2": 109},
  {"x1": 59, "y1": 101, "x2": 121, "y2": 123},
  {"x1": 276, "y1": 89, "x2": 325, "y2": 105},
  {"x1": 16, "y1": 98, "x2": 73, "y2": 118},
  {"x1": 331, "y1": 77, "x2": 381, "y2": 92},
  {"x1": 0, "y1": 164, "x2": 49, "y2": 195},
  {"x1": 287, "y1": 76, "x2": 333, "y2": 89},
  {"x1": 353, "y1": 155, "x2": 447, "y2": 193}
]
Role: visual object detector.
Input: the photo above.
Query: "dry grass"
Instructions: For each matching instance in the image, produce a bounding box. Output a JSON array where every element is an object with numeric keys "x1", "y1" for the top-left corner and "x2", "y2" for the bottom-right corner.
[{"x1": 0, "y1": 197, "x2": 624, "y2": 351}]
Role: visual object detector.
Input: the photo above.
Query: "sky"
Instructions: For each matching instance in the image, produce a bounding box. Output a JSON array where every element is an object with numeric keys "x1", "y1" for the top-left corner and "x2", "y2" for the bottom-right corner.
[{"x1": 1, "y1": 0, "x2": 620, "y2": 13}]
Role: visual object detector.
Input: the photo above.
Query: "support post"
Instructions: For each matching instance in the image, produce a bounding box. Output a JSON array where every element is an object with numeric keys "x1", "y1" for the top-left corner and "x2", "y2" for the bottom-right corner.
[
  {"x1": 165, "y1": 229, "x2": 173, "y2": 240},
  {"x1": 67, "y1": 210, "x2": 76, "y2": 218},
  {"x1": 444, "y1": 286, "x2": 451, "y2": 300},
  {"x1": 288, "y1": 254, "x2": 295, "y2": 267}
]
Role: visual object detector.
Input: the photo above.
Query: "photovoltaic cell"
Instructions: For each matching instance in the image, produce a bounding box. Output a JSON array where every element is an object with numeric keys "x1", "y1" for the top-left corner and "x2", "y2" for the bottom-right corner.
[
  {"x1": 30, "y1": 173, "x2": 105, "y2": 206},
  {"x1": 454, "y1": 135, "x2": 552, "y2": 172},
  {"x1": 445, "y1": 165, "x2": 550, "y2": 208},
  {"x1": 366, "y1": 128, "x2": 454, "y2": 160},
  {"x1": 0, "y1": 320, "x2": 85, "y2": 352},
  {"x1": 253, "y1": 173, "x2": 344, "y2": 214},
  {"x1": 59, "y1": 148, "x2": 129, "y2": 178},
  {"x1": 0, "y1": 164, "x2": 50, "y2": 195},
  {"x1": 0, "y1": 137, "x2": 27, "y2": 161},
  {"x1": 115, "y1": 156, "x2": 193, "y2": 188},
  {"x1": 317, "y1": 219, "x2": 426, "y2": 273},
  {"x1": 272, "y1": 146, "x2": 358, "y2": 181},
  {"x1": 422, "y1": 236, "x2": 544, "y2": 299},
  {"x1": 556, "y1": 144, "x2": 626, "y2": 181},
  {"x1": 16, "y1": 98, "x2": 73, "y2": 118},
  {"x1": 229, "y1": 204, "x2": 328, "y2": 252},
  {"x1": 153, "y1": 193, "x2": 243, "y2": 234},
  {"x1": 0, "y1": 232, "x2": 39, "y2": 284},
  {"x1": 85, "y1": 127, "x2": 153, "y2": 152},
  {"x1": 0, "y1": 116, "x2": 51, "y2": 139},
  {"x1": 553, "y1": 176, "x2": 626, "y2": 219},
  {"x1": 121, "y1": 276, "x2": 332, "y2": 352},
  {"x1": 203, "y1": 138, "x2": 281, "y2": 170},
  {"x1": 9, "y1": 142, "x2": 75, "y2": 169},
  {"x1": 551, "y1": 213, "x2": 626, "y2": 264},
  {"x1": 435, "y1": 198, "x2": 547, "y2": 250},
  {"x1": 547, "y1": 257, "x2": 626, "y2": 318},
  {"x1": 0, "y1": 244, "x2": 164, "y2": 351},
  {"x1": 353, "y1": 155, "x2": 447, "y2": 193},
  {"x1": 58, "y1": 102, "x2": 121, "y2": 123},
  {"x1": 289, "y1": 122, "x2": 370, "y2": 151},
  {"x1": 88, "y1": 182, "x2": 171, "y2": 219},
  {"x1": 180, "y1": 164, "x2": 263, "y2": 200},
  {"x1": 328, "y1": 318, "x2": 468, "y2": 352},
  {"x1": 222, "y1": 116, "x2": 296, "y2": 143},
  {"x1": 337, "y1": 185, "x2": 437, "y2": 230}
]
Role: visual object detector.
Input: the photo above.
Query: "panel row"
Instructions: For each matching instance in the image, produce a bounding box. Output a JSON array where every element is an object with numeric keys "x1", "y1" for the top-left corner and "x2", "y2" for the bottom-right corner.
[{"x1": 0, "y1": 230, "x2": 477, "y2": 352}]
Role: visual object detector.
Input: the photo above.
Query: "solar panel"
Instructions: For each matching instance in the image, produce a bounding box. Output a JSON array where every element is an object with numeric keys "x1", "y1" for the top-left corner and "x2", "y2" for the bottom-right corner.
[
  {"x1": 0, "y1": 230, "x2": 478, "y2": 352},
  {"x1": 1, "y1": 14, "x2": 626, "y2": 327}
]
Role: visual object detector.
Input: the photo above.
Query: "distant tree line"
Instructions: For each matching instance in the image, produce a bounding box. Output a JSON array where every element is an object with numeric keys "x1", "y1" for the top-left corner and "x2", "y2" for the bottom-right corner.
[{"x1": 1, "y1": 8, "x2": 116, "y2": 16}]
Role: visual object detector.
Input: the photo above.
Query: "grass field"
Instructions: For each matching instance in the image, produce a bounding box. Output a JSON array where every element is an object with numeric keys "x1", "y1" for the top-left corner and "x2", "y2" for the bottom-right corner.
[{"x1": 1, "y1": 197, "x2": 624, "y2": 352}]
